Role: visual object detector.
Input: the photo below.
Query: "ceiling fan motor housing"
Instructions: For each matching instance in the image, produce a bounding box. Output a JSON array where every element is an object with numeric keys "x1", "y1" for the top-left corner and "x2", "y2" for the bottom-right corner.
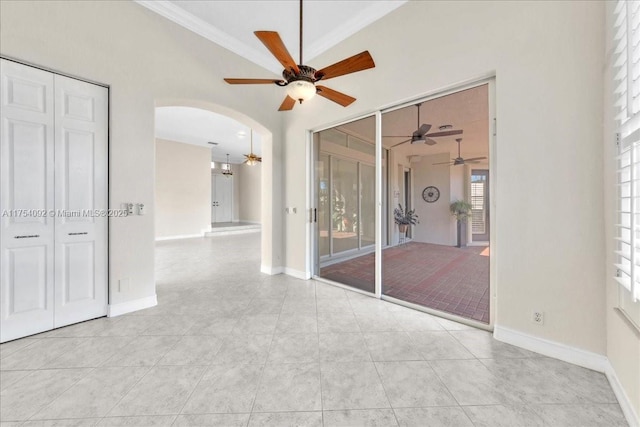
[{"x1": 281, "y1": 65, "x2": 318, "y2": 85}]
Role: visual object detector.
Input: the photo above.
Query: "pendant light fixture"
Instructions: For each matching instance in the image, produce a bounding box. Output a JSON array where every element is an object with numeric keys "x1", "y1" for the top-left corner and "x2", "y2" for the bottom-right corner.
[
  {"x1": 243, "y1": 130, "x2": 262, "y2": 166},
  {"x1": 222, "y1": 153, "x2": 233, "y2": 177}
]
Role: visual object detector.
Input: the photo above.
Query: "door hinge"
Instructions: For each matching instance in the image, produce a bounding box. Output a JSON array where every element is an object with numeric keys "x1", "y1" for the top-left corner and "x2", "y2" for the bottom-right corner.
[
  {"x1": 492, "y1": 118, "x2": 497, "y2": 137},
  {"x1": 616, "y1": 132, "x2": 621, "y2": 146}
]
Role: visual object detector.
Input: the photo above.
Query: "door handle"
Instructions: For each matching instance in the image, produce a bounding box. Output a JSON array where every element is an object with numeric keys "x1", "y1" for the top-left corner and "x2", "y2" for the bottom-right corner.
[
  {"x1": 14, "y1": 234, "x2": 39, "y2": 239},
  {"x1": 68, "y1": 232, "x2": 88, "y2": 236},
  {"x1": 314, "y1": 208, "x2": 317, "y2": 223}
]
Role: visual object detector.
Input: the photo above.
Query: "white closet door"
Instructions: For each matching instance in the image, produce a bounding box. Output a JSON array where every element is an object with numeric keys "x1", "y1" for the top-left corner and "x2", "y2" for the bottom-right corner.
[
  {"x1": 0, "y1": 59, "x2": 56, "y2": 342},
  {"x1": 53, "y1": 74, "x2": 108, "y2": 328}
]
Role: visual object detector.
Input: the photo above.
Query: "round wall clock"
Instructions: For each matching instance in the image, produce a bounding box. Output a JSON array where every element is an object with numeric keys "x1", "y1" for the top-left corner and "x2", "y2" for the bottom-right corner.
[{"x1": 422, "y1": 186, "x2": 440, "y2": 203}]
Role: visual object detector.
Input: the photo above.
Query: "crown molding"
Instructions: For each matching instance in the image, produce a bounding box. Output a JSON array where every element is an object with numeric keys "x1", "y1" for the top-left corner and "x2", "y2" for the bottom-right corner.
[{"x1": 135, "y1": 0, "x2": 283, "y2": 75}]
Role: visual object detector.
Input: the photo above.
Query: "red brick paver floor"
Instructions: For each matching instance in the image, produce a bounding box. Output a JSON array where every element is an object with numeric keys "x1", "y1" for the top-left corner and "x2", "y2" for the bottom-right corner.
[{"x1": 320, "y1": 242, "x2": 490, "y2": 323}]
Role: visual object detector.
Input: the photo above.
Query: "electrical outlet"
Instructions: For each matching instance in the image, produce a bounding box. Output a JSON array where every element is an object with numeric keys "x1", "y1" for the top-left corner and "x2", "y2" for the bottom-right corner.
[{"x1": 532, "y1": 311, "x2": 544, "y2": 325}]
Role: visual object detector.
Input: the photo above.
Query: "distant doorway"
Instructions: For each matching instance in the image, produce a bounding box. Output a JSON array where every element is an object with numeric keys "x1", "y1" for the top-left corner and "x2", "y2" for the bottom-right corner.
[
  {"x1": 471, "y1": 169, "x2": 489, "y2": 242},
  {"x1": 211, "y1": 173, "x2": 233, "y2": 223}
]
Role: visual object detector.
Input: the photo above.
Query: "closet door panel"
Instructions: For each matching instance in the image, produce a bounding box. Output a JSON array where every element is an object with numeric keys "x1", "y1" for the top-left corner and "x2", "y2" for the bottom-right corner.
[
  {"x1": 0, "y1": 59, "x2": 55, "y2": 342},
  {"x1": 53, "y1": 74, "x2": 108, "y2": 328}
]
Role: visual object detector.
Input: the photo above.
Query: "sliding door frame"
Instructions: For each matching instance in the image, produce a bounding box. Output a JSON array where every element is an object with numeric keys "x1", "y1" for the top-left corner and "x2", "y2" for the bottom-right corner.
[{"x1": 308, "y1": 75, "x2": 496, "y2": 329}]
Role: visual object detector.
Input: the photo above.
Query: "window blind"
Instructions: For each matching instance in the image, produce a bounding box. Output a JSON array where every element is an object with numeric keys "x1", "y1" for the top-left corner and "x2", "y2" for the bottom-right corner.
[{"x1": 614, "y1": 0, "x2": 640, "y2": 302}]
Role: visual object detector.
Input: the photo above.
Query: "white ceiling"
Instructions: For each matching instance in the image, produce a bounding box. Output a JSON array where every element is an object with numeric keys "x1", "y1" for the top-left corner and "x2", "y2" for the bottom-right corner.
[
  {"x1": 136, "y1": 0, "x2": 407, "y2": 75},
  {"x1": 155, "y1": 107, "x2": 261, "y2": 164}
]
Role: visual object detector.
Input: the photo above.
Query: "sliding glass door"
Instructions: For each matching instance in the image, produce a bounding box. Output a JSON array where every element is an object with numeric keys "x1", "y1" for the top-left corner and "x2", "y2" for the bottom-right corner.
[
  {"x1": 380, "y1": 84, "x2": 491, "y2": 324},
  {"x1": 314, "y1": 117, "x2": 378, "y2": 294},
  {"x1": 312, "y1": 79, "x2": 494, "y2": 326}
]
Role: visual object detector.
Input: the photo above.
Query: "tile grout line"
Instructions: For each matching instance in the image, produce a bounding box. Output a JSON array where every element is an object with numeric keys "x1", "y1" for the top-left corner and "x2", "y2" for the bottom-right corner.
[
  {"x1": 101, "y1": 331, "x2": 185, "y2": 420},
  {"x1": 245, "y1": 284, "x2": 285, "y2": 420}
]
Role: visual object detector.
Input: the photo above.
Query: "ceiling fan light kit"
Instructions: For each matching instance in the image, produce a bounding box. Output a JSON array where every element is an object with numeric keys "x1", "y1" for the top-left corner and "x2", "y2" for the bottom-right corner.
[
  {"x1": 285, "y1": 79, "x2": 316, "y2": 103},
  {"x1": 224, "y1": 0, "x2": 375, "y2": 110}
]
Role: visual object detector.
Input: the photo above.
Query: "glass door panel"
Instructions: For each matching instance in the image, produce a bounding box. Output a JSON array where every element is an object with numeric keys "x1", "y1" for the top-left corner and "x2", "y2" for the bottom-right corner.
[
  {"x1": 314, "y1": 116, "x2": 376, "y2": 294},
  {"x1": 318, "y1": 153, "x2": 330, "y2": 257},
  {"x1": 331, "y1": 157, "x2": 359, "y2": 254}
]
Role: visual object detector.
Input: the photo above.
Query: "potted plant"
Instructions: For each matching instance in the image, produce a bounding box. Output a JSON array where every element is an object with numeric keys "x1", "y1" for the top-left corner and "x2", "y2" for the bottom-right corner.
[
  {"x1": 450, "y1": 200, "x2": 472, "y2": 248},
  {"x1": 394, "y1": 204, "x2": 419, "y2": 236}
]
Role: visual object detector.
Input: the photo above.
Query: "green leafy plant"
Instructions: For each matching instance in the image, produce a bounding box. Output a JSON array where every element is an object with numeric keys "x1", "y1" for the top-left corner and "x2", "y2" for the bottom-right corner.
[
  {"x1": 394, "y1": 204, "x2": 419, "y2": 225},
  {"x1": 450, "y1": 200, "x2": 472, "y2": 221}
]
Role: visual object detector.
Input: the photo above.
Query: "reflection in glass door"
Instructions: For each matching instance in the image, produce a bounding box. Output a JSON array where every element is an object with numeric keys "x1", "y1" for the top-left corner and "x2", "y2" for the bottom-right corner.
[{"x1": 314, "y1": 117, "x2": 378, "y2": 294}]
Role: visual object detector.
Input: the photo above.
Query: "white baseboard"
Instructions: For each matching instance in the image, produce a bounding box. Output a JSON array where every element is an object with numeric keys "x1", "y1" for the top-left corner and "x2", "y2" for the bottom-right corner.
[
  {"x1": 284, "y1": 267, "x2": 311, "y2": 280},
  {"x1": 493, "y1": 325, "x2": 608, "y2": 372},
  {"x1": 494, "y1": 325, "x2": 639, "y2": 427},
  {"x1": 155, "y1": 233, "x2": 202, "y2": 241},
  {"x1": 605, "y1": 360, "x2": 640, "y2": 427},
  {"x1": 261, "y1": 265, "x2": 284, "y2": 275},
  {"x1": 108, "y1": 294, "x2": 157, "y2": 317}
]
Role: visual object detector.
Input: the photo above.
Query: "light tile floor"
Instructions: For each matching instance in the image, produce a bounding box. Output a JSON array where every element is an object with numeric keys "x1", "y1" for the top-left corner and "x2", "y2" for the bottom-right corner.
[{"x1": 0, "y1": 234, "x2": 628, "y2": 426}]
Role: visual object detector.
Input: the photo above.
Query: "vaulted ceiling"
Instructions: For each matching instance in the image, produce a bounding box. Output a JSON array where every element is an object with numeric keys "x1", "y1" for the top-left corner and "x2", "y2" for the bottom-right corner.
[
  {"x1": 137, "y1": 0, "x2": 406, "y2": 74},
  {"x1": 146, "y1": 1, "x2": 487, "y2": 162},
  {"x1": 144, "y1": 0, "x2": 407, "y2": 157}
]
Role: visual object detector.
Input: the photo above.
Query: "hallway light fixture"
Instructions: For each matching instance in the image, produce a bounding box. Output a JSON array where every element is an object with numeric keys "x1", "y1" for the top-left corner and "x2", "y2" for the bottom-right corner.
[
  {"x1": 243, "y1": 129, "x2": 262, "y2": 166},
  {"x1": 222, "y1": 154, "x2": 233, "y2": 177}
]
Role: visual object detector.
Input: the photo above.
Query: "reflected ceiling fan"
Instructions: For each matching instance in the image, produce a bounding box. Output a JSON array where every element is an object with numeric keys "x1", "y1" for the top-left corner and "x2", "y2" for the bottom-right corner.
[
  {"x1": 433, "y1": 138, "x2": 487, "y2": 166},
  {"x1": 224, "y1": 0, "x2": 375, "y2": 111},
  {"x1": 385, "y1": 103, "x2": 463, "y2": 147},
  {"x1": 243, "y1": 130, "x2": 262, "y2": 165}
]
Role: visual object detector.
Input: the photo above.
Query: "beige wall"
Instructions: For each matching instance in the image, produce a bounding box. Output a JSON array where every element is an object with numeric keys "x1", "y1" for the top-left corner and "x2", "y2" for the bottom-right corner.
[
  {"x1": 604, "y1": 1, "x2": 640, "y2": 419},
  {"x1": 155, "y1": 139, "x2": 210, "y2": 239},
  {"x1": 0, "y1": 0, "x2": 284, "y2": 305},
  {"x1": 412, "y1": 153, "x2": 453, "y2": 246},
  {"x1": 283, "y1": 1, "x2": 607, "y2": 356},
  {"x1": 237, "y1": 163, "x2": 262, "y2": 223}
]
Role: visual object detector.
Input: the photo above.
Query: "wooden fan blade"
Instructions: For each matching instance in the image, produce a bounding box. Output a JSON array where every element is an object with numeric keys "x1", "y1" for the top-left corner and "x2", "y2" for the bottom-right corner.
[
  {"x1": 432, "y1": 161, "x2": 454, "y2": 165},
  {"x1": 279, "y1": 95, "x2": 296, "y2": 111},
  {"x1": 424, "y1": 138, "x2": 438, "y2": 146},
  {"x1": 391, "y1": 139, "x2": 412, "y2": 148},
  {"x1": 383, "y1": 135, "x2": 413, "y2": 138},
  {"x1": 424, "y1": 130, "x2": 463, "y2": 138},
  {"x1": 315, "y1": 51, "x2": 375, "y2": 80},
  {"x1": 417, "y1": 124, "x2": 432, "y2": 135},
  {"x1": 255, "y1": 31, "x2": 299, "y2": 73},
  {"x1": 224, "y1": 78, "x2": 281, "y2": 84},
  {"x1": 463, "y1": 157, "x2": 487, "y2": 162},
  {"x1": 316, "y1": 86, "x2": 356, "y2": 107}
]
